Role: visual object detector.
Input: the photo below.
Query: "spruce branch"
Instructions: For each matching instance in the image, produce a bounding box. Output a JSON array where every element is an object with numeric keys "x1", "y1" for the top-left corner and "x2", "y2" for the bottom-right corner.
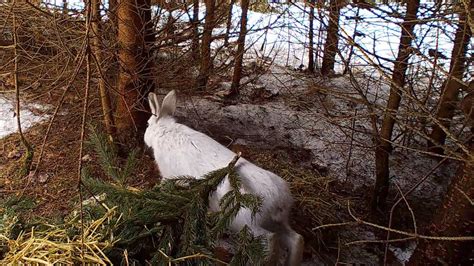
[{"x1": 82, "y1": 131, "x2": 266, "y2": 262}]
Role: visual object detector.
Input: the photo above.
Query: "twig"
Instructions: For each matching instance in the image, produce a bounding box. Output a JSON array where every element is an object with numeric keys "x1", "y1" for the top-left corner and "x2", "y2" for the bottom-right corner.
[
  {"x1": 384, "y1": 182, "x2": 417, "y2": 265},
  {"x1": 347, "y1": 202, "x2": 474, "y2": 241},
  {"x1": 347, "y1": 237, "x2": 416, "y2": 246},
  {"x1": 312, "y1": 221, "x2": 355, "y2": 231},
  {"x1": 172, "y1": 253, "x2": 229, "y2": 264},
  {"x1": 31, "y1": 31, "x2": 88, "y2": 178},
  {"x1": 336, "y1": 236, "x2": 341, "y2": 265},
  {"x1": 12, "y1": 1, "x2": 33, "y2": 177},
  {"x1": 345, "y1": 108, "x2": 358, "y2": 181},
  {"x1": 77, "y1": 0, "x2": 93, "y2": 262},
  {"x1": 455, "y1": 185, "x2": 474, "y2": 206},
  {"x1": 387, "y1": 157, "x2": 448, "y2": 224},
  {"x1": 25, "y1": 0, "x2": 54, "y2": 17}
]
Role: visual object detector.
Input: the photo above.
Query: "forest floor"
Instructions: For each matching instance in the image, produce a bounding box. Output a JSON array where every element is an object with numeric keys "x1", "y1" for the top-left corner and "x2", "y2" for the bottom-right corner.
[{"x1": 0, "y1": 58, "x2": 459, "y2": 264}]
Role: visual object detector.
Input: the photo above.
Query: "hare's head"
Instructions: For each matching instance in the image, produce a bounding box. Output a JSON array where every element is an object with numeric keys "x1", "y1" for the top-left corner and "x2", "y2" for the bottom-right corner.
[{"x1": 144, "y1": 90, "x2": 177, "y2": 147}]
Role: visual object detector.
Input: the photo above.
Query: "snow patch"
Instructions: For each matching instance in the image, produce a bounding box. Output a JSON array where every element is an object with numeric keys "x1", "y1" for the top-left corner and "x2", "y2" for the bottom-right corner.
[
  {"x1": 389, "y1": 241, "x2": 417, "y2": 265},
  {"x1": 0, "y1": 96, "x2": 48, "y2": 138}
]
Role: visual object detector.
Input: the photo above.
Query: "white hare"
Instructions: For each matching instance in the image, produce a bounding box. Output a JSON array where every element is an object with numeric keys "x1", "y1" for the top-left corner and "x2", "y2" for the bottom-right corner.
[{"x1": 144, "y1": 90, "x2": 304, "y2": 265}]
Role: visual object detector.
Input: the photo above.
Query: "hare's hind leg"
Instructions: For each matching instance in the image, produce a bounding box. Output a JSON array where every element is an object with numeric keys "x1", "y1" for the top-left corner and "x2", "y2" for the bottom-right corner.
[
  {"x1": 248, "y1": 225, "x2": 282, "y2": 265},
  {"x1": 281, "y1": 229, "x2": 304, "y2": 266},
  {"x1": 264, "y1": 232, "x2": 282, "y2": 266},
  {"x1": 257, "y1": 214, "x2": 302, "y2": 265}
]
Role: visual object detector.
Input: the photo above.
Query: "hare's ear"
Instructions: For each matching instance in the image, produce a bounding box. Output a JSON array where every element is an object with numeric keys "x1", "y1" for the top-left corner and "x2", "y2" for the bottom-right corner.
[
  {"x1": 148, "y1": 92, "x2": 160, "y2": 116},
  {"x1": 160, "y1": 90, "x2": 177, "y2": 118}
]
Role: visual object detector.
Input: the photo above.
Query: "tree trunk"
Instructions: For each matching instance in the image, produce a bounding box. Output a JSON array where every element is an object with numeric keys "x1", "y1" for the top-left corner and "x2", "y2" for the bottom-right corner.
[
  {"x1": 408, "y1": 121, "x2": 473, "y2": 264},
  {"x1": 192, "y1": 0, "x2": 200, "y2": 60},
  {"x1": 343, "y1": 5, "x2": 360, "y2": 75},
  {"x1": 320, "y1": 0, "x2": 342, "y2": 76},
  {"x1": 460, "y1": 81, "x2": 474, "y2": 134},
  {"x1": 91, "y1": 0, "x2": 115, "y2": 136},
  {"x1": 228, "y1": 0, "x2": 249, "y2": 98},
  {"x1": 308, "y1": 0, "x2": 315, "y2": 73},
  {"x1": 467, "y1": 0, "x2": 474, "y2": 33},
  {"x1": 196, "y1": 0, "x2": 216, "y2": 90},
  {"x1": 62, "y1": 0, "x2": 68, "y2": 14},
  {"x1": 372, "y1": 0, "x2": 420, "y2": 211},
  {"x1": 224, "y1": 0, "x2": 235, "y2": 46},
  {"x1": 428, "y1": 0, "x2": 473, "y2": 154},
  {"x1": 115, "y1": 0, "x2": 155, "y2": 141}
]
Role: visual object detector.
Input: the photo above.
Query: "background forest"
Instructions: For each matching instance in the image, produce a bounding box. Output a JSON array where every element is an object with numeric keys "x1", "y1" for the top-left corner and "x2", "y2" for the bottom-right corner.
[{"x1": 0, "y1": 0, "x2": 473, "y2": 264}]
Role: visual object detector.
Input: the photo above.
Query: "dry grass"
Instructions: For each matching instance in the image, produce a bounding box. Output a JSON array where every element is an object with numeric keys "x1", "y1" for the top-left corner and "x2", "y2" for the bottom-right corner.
[{"x1": 0, "y1": 206, "x2": 118, "y2": 265}]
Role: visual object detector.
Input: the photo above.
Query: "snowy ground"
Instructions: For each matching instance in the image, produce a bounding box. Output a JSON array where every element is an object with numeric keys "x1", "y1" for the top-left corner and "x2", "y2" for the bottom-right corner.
[
  {"x1": 0, "y1": 95, "x2": 48, "y2": 138},
  {"x1": 172, "y1": 66, "x2": 456, "y2": 202}
]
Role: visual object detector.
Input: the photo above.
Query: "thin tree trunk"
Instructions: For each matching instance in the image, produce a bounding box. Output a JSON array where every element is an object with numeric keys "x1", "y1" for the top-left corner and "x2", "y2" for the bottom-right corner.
[
  {"x1": 467, "y1": 0, "x2": 474, "y2": 33},
  {"x1": 308, "y1": 0, "x2": 315, "y2": 72},
  {"x1": 315, "y1": 0, "x2": 324, "y2": 70},
  {"x1": 408, "y1": 126, "x2": 473, "y2": 264},
  {"x1": 109, "y1": 0, "x2": 118, "y2": 34},
  {"x1": 196, "y1": 0, "x2": 215, "y2": 90},
  {"x1": 428, "y1": 0, "x2": 472, "y2": 154},
  {"x1": 343, "y1": 5, "x2": 360, "y2": 75},
  {"x1": 91, "y1": 0, "x2": 115, "y2": 136},
  {"x1": 115, "y1": 0, "x2": 155, "y2": 141},
  {"x1": 320, "y1": 0, "x2": 342, "y2": 76},
  {"x1": 228, "y1": 0, "x2": 249, "y2": 98},
  {"x1": 192, "y1": 0, "x2": 200, "y2": 60},
  {"x1": 13, "y1": 7, "x2": 33, "y2": 176},
  {"x1": 372, "y1": 0, "x2": 420, "y2": 211},
  {"x1": 224, "y1": 0, "x2": 235, "y2": 46},
  {"x1": 62, "y1": 0, "x2": 67, "y2": 14}
]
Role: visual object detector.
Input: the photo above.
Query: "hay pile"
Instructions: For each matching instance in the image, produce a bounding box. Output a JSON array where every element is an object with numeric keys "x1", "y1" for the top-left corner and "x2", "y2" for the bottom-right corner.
[{"x1": 0, "y1": 206, "x2": 118, "y2": 265}]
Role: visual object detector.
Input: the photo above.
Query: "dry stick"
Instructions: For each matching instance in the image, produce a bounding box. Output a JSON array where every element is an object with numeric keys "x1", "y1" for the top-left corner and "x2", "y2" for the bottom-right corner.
[
  {"x1": 312, "y1": 221, "x2": 354, "y2": 231},
  {"x1": 383, "y1": 182, "x2": 417, "y2": 265},
  {"x1": 12, "y1": 4, "x2": 34, "y2": 177},
  {"x1": 52, "y1": 11, "x2": 75, "y2": 59},
  {"x1": 344, "y1": 66, "x2": 464, "y2": 162},
  {"x1": 77, "y1": 0, "x2": 93, "y2": 262},
  {"x1": 315, "y1": 1, "x2": 324, "y2": 69},
  {"x1": 346, "y1": 201, "x2": 474, "y2": 242},
  {"x1": 345, "y1": 108, "x2": 357, "y2": 181},
  {"x1": 455, "y1": 185, "x2": 474, "y2": 206},
  {"x1": 389, "y1": 157, "x2": 448, "y2": 216},
  {"x1": 397, "y1": 181, "x2": 418, "y2": 236},
  {"x1": 378, "y1": 157, "x2": 447, "y2": 257},
  {"x1": 286, "y1": 9, "x2": 290, "y2": 67},
  {"x1": 347, "y1": 237, "x2": 416, "y2": 246},
  {"x1": 343, "y1": 5, "x2": 360, "y2": 75},
  {"x1": 0, "y1": 4, "x2": 14, "y2": 34},
  {"x1": 29, "y1": 57, "x2": 72, "y2": 102},
  {"x1": 424, "y1": 25, "x2": 441, "y2": 106},
  {"x1": 31, "y1": 35, "x2": 88, "y2": 178},
  {"x1": 338, "y1": 20, "x2": 470, "y2": 157},
  {"x1": 90, "y1": 0, "x2": 115, "y2": 136}
]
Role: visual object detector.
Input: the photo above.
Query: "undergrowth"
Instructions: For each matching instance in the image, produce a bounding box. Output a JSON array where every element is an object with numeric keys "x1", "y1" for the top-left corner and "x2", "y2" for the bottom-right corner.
[{"x1": 0, "y1": 127, "x2": 267, "y2": 265}]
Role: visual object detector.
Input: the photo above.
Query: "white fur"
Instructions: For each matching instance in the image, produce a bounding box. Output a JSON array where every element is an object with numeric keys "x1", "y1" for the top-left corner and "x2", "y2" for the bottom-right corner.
[{"x1": 144, "y1": 90, "x2": 304, "y2": 265}]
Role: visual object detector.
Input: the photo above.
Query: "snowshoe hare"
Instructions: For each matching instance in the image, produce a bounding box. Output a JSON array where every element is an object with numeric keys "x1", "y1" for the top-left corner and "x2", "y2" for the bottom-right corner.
[{"x1": 144, "y1": 90, "x2": 304, "y2": 265}]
